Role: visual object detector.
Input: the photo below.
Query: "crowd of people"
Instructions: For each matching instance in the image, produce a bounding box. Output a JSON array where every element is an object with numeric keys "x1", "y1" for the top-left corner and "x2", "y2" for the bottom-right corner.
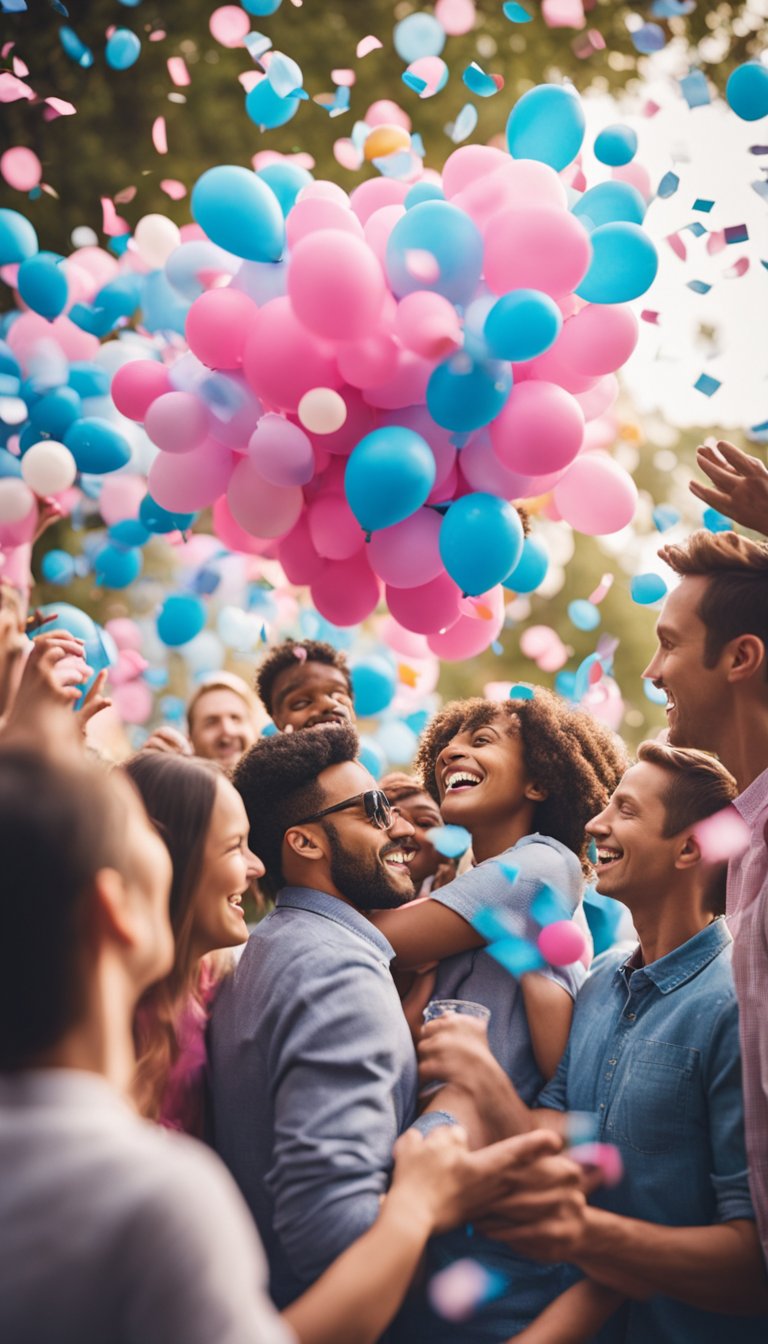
[{"x1": 0, "y1": 441, "x2": 767, "y2": 1343}]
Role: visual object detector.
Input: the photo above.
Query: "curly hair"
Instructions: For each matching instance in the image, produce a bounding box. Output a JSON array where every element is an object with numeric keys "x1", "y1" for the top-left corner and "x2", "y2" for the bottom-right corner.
[
  {"x1": 415, "y1": 690, "x2": 628, "y2": 873},
  {"x1": 659, "y1": 530, "x2": 768, "y2": 679},
  {"x1": 234, "y1": 722, "x2": 359, "y2": 886},
  {"x1": 255, "y1": 638, "x2": 353, "y2": 719}
]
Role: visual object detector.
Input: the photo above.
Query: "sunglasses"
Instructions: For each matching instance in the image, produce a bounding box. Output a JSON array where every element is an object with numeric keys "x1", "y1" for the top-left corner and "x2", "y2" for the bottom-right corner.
[{"x1": 291, "y1": 789, "x2": 397, "y2": 831}]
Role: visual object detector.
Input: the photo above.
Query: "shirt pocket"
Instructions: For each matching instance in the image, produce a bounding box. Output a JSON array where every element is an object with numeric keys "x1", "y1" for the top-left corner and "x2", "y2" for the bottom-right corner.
[{"x1": 610, "y1": 1038, "x2": 697, "y2": 1156}]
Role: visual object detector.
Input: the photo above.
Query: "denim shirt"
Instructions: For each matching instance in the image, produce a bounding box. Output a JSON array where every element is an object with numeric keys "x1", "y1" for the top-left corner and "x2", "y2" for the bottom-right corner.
[
  {"x1": 208, "y1": 886, "x2": 418, "y2": 1308},
  {"x1": 539, "y1": 918, "x2": 766, "y2": 1344}
]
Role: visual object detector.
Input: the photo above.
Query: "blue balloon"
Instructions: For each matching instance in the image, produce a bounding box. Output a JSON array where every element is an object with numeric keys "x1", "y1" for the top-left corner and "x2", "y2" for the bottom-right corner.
[
  {"x1": 105, "y1": 29, "x2": 141, "y2": 70},
  {"x1": 94, "y1": 543, "x2": 143, "y2": 589},
  {"x1": 0, "y1": 448, "x2": 22, "y2": 479},
  {"x1": 32, "y1": 603, "x2": 113, "y2": 693},
  {"x1": 593, "y1": 124, "x2": 638, "y2": 167},
  {"x1": 139, "y1": 494, "x2": 195, "y2": 534},
  {"x1": 427, "y1": 353, "x2": 512, "y2": 433},
  {"x1": 191, "y1": 166, "x2": 286, "y2": 263},
  {"x1": 394, "y1": 13, "x2": 446, "y2": 62},
  {"x1": 440, "y1": 493, "x2": 524, "y2": 596},
  {"x1": 156, "y1": 594, "x2": 207, "y2": 647},
  {"x1": 257, "y1": 162, "x2": 313, "y2": 216},
  {"x1": 404, "y1": 182, "x2": 445, "y2": 209},
  {"x1": 568, "y1": 599, "x2": 601, "y2": 631},
  {"x1": 0, "y1": 339, "x2": 21, "y2": 379},
  {"x1": 726, "y1": 62, "x2": 768, "y2": 122},
  {"x1": 94, "y1": 274, "x2": 142, "y2": 323},
  {"x1": 29, "y1": 386, "x2": 82, "y2": 439},
  {"x1": 345, "y1": 427, "x2": 436, "y2": 535},
  {"x1": 507, "y1": 84, "x2": 585, "y2": 171},
  {"x1": 245, "y1": 80, "x2": 300, "y2": 130},
  {"x1": 503, "y1": 536, "x2": 548, "y2": 592},
  {"x1": 17, "y1": 253, "x2": 68, "y2": 321},
  {"x1": 64, "y1": 418, "x2": 131, "y2": 475},
  {"x1": 0, "y1": 209, "x2": 38, "y2": 266},
  {"x1": 631, "y1": 573, "x2": 667, "y2": 605},
  {"x1": 571, "y1": 180, "x2": 646, "y2": 231},
  {"x1": 484, "y1": 290, "x2": 562, "y2": 362},
  {"x1": 41, "y1": 550, "x2": 76, "y2": 585},
  {"x1": 108, "y1": 519, "x2": 150, "y2": 548},
  {"x1": 358, "y1": 735, "x2": 387, "y2": 779},
  {"x1": 576, "y1": 222, "x2": 658, "y2": 304},
  {"x1": 351, "y1": 657, "x2": 397, "y2": 718},
  {"x1": 141, "y1": 270, "x2": 189, "y2": 337},
  {"x1": 242, "y1": 0, "x2": 283, "y2": 13},
  {"x1": 386, "y1": 201, "x2": 483, "y2": 305},
  {"x1": 68, "y1": 362, "x2": 110, "y2": 398}
]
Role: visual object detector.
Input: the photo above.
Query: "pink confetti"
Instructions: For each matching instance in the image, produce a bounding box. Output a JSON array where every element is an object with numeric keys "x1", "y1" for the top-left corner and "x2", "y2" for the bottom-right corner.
[
  {"x1": 209, "y1": 6, "x2": 250, "y2": 48},
  {"x1": 331, "y1": 69, "x2": 356, "y2": 87},
  {"x1": 101, "y1": 197, "x2": 130, "y2": 238},
  {"x1": 542, "y1": 0, "x2": 585, "y2": 28},
  {"x1": 641, "y1": 310, "x2": 660, "y2": 324},
  {"x1": 666, "y1": 232, "x2": 687, "y2": 261},
  {"x1": 707, "y1": 230, "x2": 727, "y2": 256},
  {"x1": 45, "y1": 97, "x2": 76, "y2": 117},
  {"x1": 114, "y1": 186, "x2": 137, "y2": 204},
  {"x1": 1, "y1": 43, "x2": 14, "y2": 60},
  {"x1": 167, "y1": 56, "x2": 190, "y2": 87},
  {"x1": 405, "y1": 249, "x2": 440, "y2": 282},
  {"x1": 292, "y1": 645, "x2": 308, "y2": 663},
  {"x1": 588, "y1": 573, "x2": 614, "y2": 605},
  {"x1": 435, "y1": 0, "x2": 477, "y2": 36},
  {"x1": 429, "y1": 1259, "x2": 499, "y2": 1322},
  {"x1": 149, "y1": 30, "x2": 167, "y2": 42},
  {"x1": 160, "y1": 179, "x2": 188, "y2": 200},
  {"x1": 642, "y1": 99, "x2": 661, "y2": 118},
  {"x1": 152, "y1": 116, "x2": 168, "y2": 155},
  {"x1": 333, "y1": 138, "x2": 363, "y2": 171},
  {"x1": 357, "y1": 35, "x2": 383, "y2": 59},
  {"x1": 0, "y1": 73, "x2": 35, "y2": 103},
  {"x1": 1, "y1": 147, "x2": 42, "y2": 192},
  {"x1": 12, "y1": 55, "x2": 29, "y2": 78},
  {"x1": 572, "y1": 28, "x2": 606, "y2": 59},
  {"x1": 239, "y1": 70, "x2": 262, "y2": 93},
  {"x1": 725, "y1": 257, "x2": 750, "y2": 278},
  {"x1": 694, "y1": 806, "x2": 751, "y2": 863}
]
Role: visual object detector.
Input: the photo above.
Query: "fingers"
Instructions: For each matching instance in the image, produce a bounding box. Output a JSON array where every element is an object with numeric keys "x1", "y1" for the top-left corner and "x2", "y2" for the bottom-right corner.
[
  {"x1": 688, "y1": 481, "x2": 731, "y2": 512},
  {"x1": 693, "y1": 456, "x2": 737, "y2": 492},
  {"x1": 711, "y1": 440, "x2": 764, "y2": 474}
]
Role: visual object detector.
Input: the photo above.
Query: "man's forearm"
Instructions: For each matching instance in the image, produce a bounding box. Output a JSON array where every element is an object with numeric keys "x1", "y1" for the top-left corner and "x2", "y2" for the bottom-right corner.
[{"x1": 573, "y1": 1208, "x2": 768, "y2": 1315}]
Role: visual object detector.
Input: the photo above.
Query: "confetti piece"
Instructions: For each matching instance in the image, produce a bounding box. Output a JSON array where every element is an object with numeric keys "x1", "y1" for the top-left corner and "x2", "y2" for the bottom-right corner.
[
  {"x1": 59, "y1": 26, "x2": 94, "y2": 68},
  {"x1": 687, "y1": 279, "x2": 711, "y2": 294},
  {"x1": 685, "y1": 221, "x2": 707, "y2": 238},
  {"x1": 725, "y1": 257, "x2": 750, "y2": 278},
  {"x1": 114, "y1": 185, "x2": 136, "y2": 204},
  {"x1": 45, "y1": 97, "x2": 76, "y2": 116},
  {"x1": 488, "y1": 937, "x2": 546, "y2": 975},
  {"x1": 652, "y1": 504, "x2": 680, "y2": 531},
  {"x1": 706, "y1": 229, "x2": 727, "y2": 255},
  {"x1": 531, "y1": 884, "x2": 573, "y2": 926},
  {"x1": 679, "y1": 70, "x2": 710, "y2": 109},
  {"x1": 509, "y1": 683, "x2": 534, "y2": 700},
  {"x1": 751, "y1": 180, "x2": 768, "y2": 205},
  {"x1": 570, "y1": 1141, "x2": 624, "y2": 1186},
  {"x1": 631, "y1": 23, "x2": 665, "y2": 55},
  {"x1": 357, "y1": 35, "x2": 383, "y2": 58},
  {"x1": 724, "y1": 223, "x2": 749, "y2": 245},
  {"x1": 566, "y1": 1111, "x2": 599, "y2": 1146},
  {"x1": 398, "y1": 663, "x2": 418, "y2": 688},
  {"x1": 572, "y1": 29, "x2": 606, "y2": 59},
  {"x1": 167, "y1": 56, "x2": 190, "y2": 87},
  {"x1": 100, "y1": 197, "x2": 130, "y2": 237},
  {"x1": 694, "y1": 373, "x2": 721, "y2": 397},
  {"x1": 1, "y1": 0, "x2": 28, "y2": 11},
  {"x1": 426, "y1": 825, "x2": 473, "y2": 859},
  {"x1": 429, "y1": 1260, "x2": 508, "y2": 1322},
  {"x1": 502, "y1": 2, "x2": 532, "y2": 20},
  {"x1": 666, "y1": 232, "x2": 687, "y2": 261},
  {"x1": 244, "y1": 32, "x2": 272, "y2": 62},
  {"x1": 152, "y1": 116, "x2": 168, "y2": 154},
  {"x1": 403, "y1": 72, "x2": 428, "y2": 94},
  {"x1": 0, "y1": 73, "x2": 34, "y2": 102},
  {"x1": 542, "y1": 0, "x2": 585, "y2": 28},
  {"x1": 630, "y1": 573, "x2": 667, "y2": 604},
  {"x1": 497, "y1": 856, "x2": 520, "y2": 882},
  {"x1": 568, "y1": 599, "x2": 601, "y2": 631},
  {"x1": 693, "y1": 198, "x2": 714, "y2": 213},
  {"x1": 449, "y1": 102, "x2": 478, "y2": 143},
  {"x1": 160, "y1": 179, "x2": 187, "y2": 200},
  {"x1": 641, "y1": 309, "x2": 660, "y2": 324},
  {"x1": 694, "y1": 806, "x2": 750, "y2": 862},
  {"x1": 652, "y1": 0, "x2": 695, "y2": 14},
  {"x1": 586, "y1": 838, "x2": 599, "y2": 866},
  {"x1": 331, "y1": 69, "x2": 355, "y2": 87},
  {"x1": 267, "y1": 52, "x2": 303, "y2": 99},
  {"x1": 588, "y1": 574, "x2": 614, "y2": 604},
  {"x1": 463, "y1": 63, "x2": 499, "y2": 98},
  {"x1": 333, "y1": 137, "x2": 363, "y2": 171},
  {"x1": 657, "y1": 171, "x2": 679, "y2": 199}
]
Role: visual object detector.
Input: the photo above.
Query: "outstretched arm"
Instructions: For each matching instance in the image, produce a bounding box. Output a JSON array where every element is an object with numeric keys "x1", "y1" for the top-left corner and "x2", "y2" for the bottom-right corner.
[{"x1": 689, "y1": 440, "x2": 768, "y2": 536}]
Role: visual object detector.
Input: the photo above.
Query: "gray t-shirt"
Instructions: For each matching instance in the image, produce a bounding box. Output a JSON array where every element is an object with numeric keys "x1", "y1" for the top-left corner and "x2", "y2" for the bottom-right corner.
[
  {"x1": 0, "y1": 1069, "x2": 294, "y2": 1344},
  {"x1": 431, "y1": 833, "x2": 586, "y2": 1103}
]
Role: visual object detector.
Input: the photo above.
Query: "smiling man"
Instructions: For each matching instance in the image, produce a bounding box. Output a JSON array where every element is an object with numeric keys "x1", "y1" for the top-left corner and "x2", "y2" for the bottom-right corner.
[
  {"x1": 646, "y1": 529, "x2": 768, "y2": 1266},
  {"x1": 208, "y1": 723, "x2": 422, "y2": 1307},
  {"x1": 256, "y1": 638, "x2": 355, "y2": 733}
]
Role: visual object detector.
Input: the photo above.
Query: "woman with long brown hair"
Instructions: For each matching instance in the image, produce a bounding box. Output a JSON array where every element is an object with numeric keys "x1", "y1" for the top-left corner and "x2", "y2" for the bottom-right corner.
[{"x1": 123, "y1": 750, "x2": 263, "y2": 1134}]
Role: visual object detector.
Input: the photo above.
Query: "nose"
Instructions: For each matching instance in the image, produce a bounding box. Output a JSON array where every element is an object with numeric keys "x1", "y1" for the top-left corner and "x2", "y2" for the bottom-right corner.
[
  {"x1": 586, "y1": 807, "x2": 609, "y2": 837},
  {"x1": 437, "y1": 741, "x2": 468, "y2": 772},
  {"x1": 642, "y1": 648, "x2": 662, "y2": 682},
  {"x1": 246, "y1": 846, "x2": 266, "y2": 881},
  {"x1": 389, "y1": 810, "x2": 415, "y2": 840}
]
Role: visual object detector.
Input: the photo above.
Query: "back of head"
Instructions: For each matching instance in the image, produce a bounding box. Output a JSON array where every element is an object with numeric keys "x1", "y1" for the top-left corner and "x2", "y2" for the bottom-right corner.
[
  {"x1": 378, "y1": 771, "x2": 427, "y2": 804},
  {"x1": 659, "y1": 530, "x2": 768, "y2": 677},
  {"x1": 234, "y1": 722, "x2": 359, "y2": 886},
  {"x1": 637, "y1": 740, "x2": 738, "y2": 913},
  {"x1": 0, "y1": 749, "x2": 129, "y2": 1070},
  {"x1": 255, "y1": 638, "x2": 352, "y2": 719}
]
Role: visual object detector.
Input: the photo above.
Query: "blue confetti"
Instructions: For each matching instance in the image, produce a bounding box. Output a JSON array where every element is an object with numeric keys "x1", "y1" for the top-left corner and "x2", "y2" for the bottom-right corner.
[
  {"x1": 685, "y1": 221, "x2": 707, "y2": 237},
  {"x1": 652, "y1": 504, "x2": 680, "y2": 531},
  {"x1": 491, "y1": 640, "x2": 504, "y2": 655},
  {"x1": 426, "y1": 824, "x2": 473, "y2": 859},
  {"x1": 402, "y1": 72, "x2": 428, "y2": 94},
  {"x1": 244, "y1": 32, "x2": 273, "y2": 62},
  {"x1": 410, "y1": 132, "x2": 426, "y2": 158},
  {"x1": 703, "y1": 506, "x2": 733, "y2": 532},
  {"x1": 587, "y1": 838, "x2": 599, "y2": 866},
  {"x1": 472, "y1": 906, "x2": 519, "y2": 943},
  {"x1": 463, "y1": 64, "x2": 499, "y2": 99},
  {"x1": 496, "y1": 856, "x2": 520, "y2": 883},
  {"x1": 509, "y1": 683, "x2": 535, "y2": 700},
  {"x1": 502, "y1": 1, "x2": 532, "y2": 21},
  {"x1": 694, "y1": 373, "x2": 721, "y2": 397},
  {"x1": 531, "y1": 884, "x2": 572, "y2": 927},
  {"x1": 680, "y1": 70, "x2": 711, "y2": 109},
  {"x1": 632, "y1": 24, "x2": 665, "y2": 55},
  {"x1": 1, "y1": 0, "x2": 28, "y2": 9},
  {"x1": 449, "y1": 103, "x2": 478, "y2": 144},
  {"x1": 657, "y1": 171, "x2": 679, "y2": 199},
  {"x1": 59, "y1": 25, "x2": 94, "y2": 67},
  {"x1": 687, "y1": 280, "x2": 712, "y2": 294},
  {"x1": 568, "y1": 600, "x2": 601, "y2": 632},
  {"x1": 487, "y1": 937, "x2": 545, "y2": 976},
  {"x1": 693, "y1": 198, "x2": 714, "y2": 212},
  {"x1": 751, "y1": 180, "x2": 768, "y2": 204},
  {"x1": 630, "y1": 573, "x2": 668, "y2": 605},
  {"x1": 565, "y1": 1110, "x2": 600, "y2": 1146}
]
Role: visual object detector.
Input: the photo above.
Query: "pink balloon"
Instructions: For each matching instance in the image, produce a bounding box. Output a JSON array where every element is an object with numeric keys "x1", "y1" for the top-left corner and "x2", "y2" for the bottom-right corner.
[
  {"x1": 537, "y1": 920, "x2": 587, "y2": 967},
  {"x1": 99, "y1": 474, "x2": 146, "y2": 526},
  {"x1": 249, "y1": 413, "x2": 314, "y2": 486},
  {"x1": 148, "y1": 440, "x2": 235, "y2": 512},
  {"x1": 427, "y1": 460, "x2": 458, "y2": 505},
  {"x1": 368, "y1": 508, "x2": 444, "y2": 588},
  {"x1": 113, "y1": 680, "x2": 153, "y2": 726},
  {"x1": 363, "y1": 348, "x2": 434, "y2": 410},
  {"x1": 0, "y1": 499, "x2": 36, "y2": 549},
  {"x1": 185, "y1": 288, "x2": 259, "y2": 370},
  {"x1": 491, "y1": 381, "x2": 584, "y2": 476},
  {"x1": 145, "y1": 391, "x2": 210, "y2": 453},
  {"x1": 112, "y1": 361, "x2": 172, "y2": 421},
  {"x1": 612, "y1": 162, "x2": 652, "y2": 202},
  {"x1": 575, "y1": 375, "x2": 619, "y2": 421},
  {"x1": 213, "y1": 494, "x2": 276, "y2": 555},
  {"x1": 525, "y1": 341, "x2": 598, "y2": 395},
  {"x1": 308, "y1": 492, "x2": 365, "y2": 560},
  {"x1": 406, "y1": 56, "x2": 449, "y2": 97},
  {"x1": 298, "y1": 180, "x2": 351, "y2": 206},
  {"x1": 428, "y1": 585, "x2": 505, "y2": 660},
  {"x1": 285, "y1": 198, "x2": 364, "y2": 248},
  {"x1": 379, "y1": 615, "x2": 432, "y2": 659},
  {"x1": 1, "y1": 147, "x2": 42, "y2": 192},
  {"x1": 277, "y1": 512, "x2": 328, "y2": 585},
  {"x1": 69, "y1": 246, "x2": 118, "y2": 289},
  {"x1": 441, "y1": 144, "x2": 510, "y2": 197},
  {"x1": 555, "y1": 305, "x2": 639, "y2": 377},
  {"x1": 105, "y1": 618, "x2": 143, "y2": 652},
  {"x1": 459, "y1": 433, "x2": 525, "y2": 498},
  {"x1": 209, "y1": 5, "x2": 250, "y2": 46},
  {"x1": 435, "y1": 0, "x2": 477, "y2": 36},
  {"x1": 453, "y1": 161, "x2": 569, "y2": 234},
  {"x1": 6, "y1": 311, "x2": 99, "y2": 368},
  {"x1": 553, "y1": 454, "x2": 638, "y2": 535},
  {"x1": 243, "y1": 297, "x2": 341, "y2": 413},
  {"x1": 288, "y1": 230, "x2": 386, "y2": 341},
  {"x1": 305, "y1": 385, "x2": 376, "y2": 456},
  {"x1": 365, "y1": 100, "x2": 412, "y2": 130},
  {"x1": 386, "y1": 571, "x2": 462, "y2": 635},
  {"x1": 203, "y1": 372, "x2": 264, "y2": 449},
  {"x1": 395, "y1": 291, "x2": 462, "y2": 360},
  {"x1": 227, "y1": 457, "x2": 303, "y2": 538},
  {"x1": 337, "y1": 333, "x2": 399, "y2": 389},
  {"x1": 350, "y1": 177, "x2": 409, "y2": 225},
  {"x1": 364, "y1": 204, "x2": 406, "y2": 268},
  {"x1": 484, "y1": 208, "x2": 592, "y2": 298},
  {"x1": 311, "y1": 554, "x2": 381, "y2": 626}
]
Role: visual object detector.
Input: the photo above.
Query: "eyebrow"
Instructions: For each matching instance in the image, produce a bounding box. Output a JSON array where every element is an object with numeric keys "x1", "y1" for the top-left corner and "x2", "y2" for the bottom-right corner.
[
  {"x1": 654, "y1": 622, "x2": 677, "y2": 641},
  {"x1": 611, "y1": 788, "x2": 641, "y2": 809}
]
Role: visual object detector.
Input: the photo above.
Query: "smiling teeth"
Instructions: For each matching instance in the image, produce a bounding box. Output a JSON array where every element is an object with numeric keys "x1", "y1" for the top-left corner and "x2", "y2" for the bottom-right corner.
[
  {"x1": 228, "y1": 895, "x2": 243, "y2": 907},
  {"x1": 385, "y1": 851, "x2": 409, "y2": 864},
  {"x1": 597, "y1": 849, "x2": 622, "y2": 864},
  {"x1": 445, "y1": 771, "x2": 481, "y2": 789}
]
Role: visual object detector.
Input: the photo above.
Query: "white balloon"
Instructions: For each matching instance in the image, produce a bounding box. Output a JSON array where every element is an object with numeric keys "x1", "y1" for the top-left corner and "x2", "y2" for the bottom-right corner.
[
  {"x1": 21, "y1": 441, "x2": 77, "y2": 496},
  {"x1": 133, "y1": 213, "x2": 181, "y2": 270},
  {"x1": 0, "y1": 478, "x2": 35, "y2": 523},
  {"x1": 297, "y1": 388, "x2": 347, "y2": 434}
]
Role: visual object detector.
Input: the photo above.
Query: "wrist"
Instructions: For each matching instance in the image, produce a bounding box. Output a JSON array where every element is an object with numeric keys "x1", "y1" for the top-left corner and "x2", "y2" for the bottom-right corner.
[
  {"x1": 570, "y1": 1206, "x2": 614, "y2": 1269},
  {"x1": 381, "y1": 1186, "x2": 436, "y2": 1244}
]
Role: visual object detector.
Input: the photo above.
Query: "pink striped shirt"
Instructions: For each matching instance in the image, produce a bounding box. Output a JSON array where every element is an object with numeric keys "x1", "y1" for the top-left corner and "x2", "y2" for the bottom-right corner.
[{"x1": 727, "y1": 766, "x2": 768, "y2": 1265}]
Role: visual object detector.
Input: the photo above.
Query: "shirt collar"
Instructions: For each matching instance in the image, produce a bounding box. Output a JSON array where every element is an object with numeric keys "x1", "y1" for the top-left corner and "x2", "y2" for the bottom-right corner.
[
  {"x1": 733, "y1": 766, "x2": 768, "y2": 826},
  {"x1": 275, "y1": 885, "x2": 396, "y2": 961},
  {"x1": 618, "y1": 917, "x2": 732, "y2": 995}
]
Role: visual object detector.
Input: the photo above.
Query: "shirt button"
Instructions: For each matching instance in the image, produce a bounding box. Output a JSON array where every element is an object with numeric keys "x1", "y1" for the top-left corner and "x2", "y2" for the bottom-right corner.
[
  {"x1": 599, "y1": 1103, "x2": 605, "y2": 1110},
  {"x1": 608, "y1": 1059, "x2": 617, "y2": 1066},
  {"x1": 626, "y1": 1013, "x2": 636, "y2": 1021}
]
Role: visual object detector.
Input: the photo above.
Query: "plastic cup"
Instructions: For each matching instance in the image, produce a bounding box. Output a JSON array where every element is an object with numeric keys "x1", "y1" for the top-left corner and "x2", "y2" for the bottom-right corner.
[{"x1": 423, "y1": 998, "x2": 491, "y2": 1024}]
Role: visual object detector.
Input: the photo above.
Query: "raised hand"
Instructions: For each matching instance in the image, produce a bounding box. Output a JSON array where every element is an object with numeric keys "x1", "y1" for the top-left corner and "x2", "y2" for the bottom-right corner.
[{"x1": 689, "y1": 441, "x2": 768, "y2": 537}]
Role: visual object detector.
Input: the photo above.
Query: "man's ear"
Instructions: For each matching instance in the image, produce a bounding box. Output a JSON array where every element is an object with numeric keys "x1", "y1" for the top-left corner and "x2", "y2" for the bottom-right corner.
[
  {"x1": 284, "y1": 825, "x2": 327, "y2": 863},
  {"x1": 524, "y1": 782, "x2": 548, "y2": 803},
  {"x1": 91, "y1": 867, "x2": 136, "y2": 946},
  {"x1": 675, "y1": 834, "x2": 702, "y2": 872},
  {"x1": 725, "y1": 633, "x2": 765, "y2": 684}
]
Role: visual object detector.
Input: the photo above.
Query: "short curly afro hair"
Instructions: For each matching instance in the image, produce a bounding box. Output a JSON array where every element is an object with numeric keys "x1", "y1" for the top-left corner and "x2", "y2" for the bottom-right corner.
[
  {"x1": 233, "y1": 721, "x2": 359, "y2": 887},
  {"x1": 415, "y1": 690, "x2": 627, "y2": 874},
  {"x1": 255, "y1": 638, "x2": 353, "y2": 719}
]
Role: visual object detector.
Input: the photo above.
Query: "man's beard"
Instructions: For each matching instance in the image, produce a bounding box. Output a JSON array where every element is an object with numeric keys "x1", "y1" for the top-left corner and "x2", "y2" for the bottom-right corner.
[{"x1": 325, "y1": 822, "x2": 414, "y2": 911}]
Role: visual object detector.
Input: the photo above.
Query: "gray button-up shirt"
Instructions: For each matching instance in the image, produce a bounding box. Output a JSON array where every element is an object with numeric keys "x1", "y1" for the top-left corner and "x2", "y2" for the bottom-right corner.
[{"x1": 208, "y1": 886, "x2": 418, "y2": 1307}]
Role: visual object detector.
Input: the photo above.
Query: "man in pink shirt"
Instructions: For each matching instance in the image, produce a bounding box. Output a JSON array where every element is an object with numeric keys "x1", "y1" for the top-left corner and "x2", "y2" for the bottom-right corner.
[{"x1": 645, "y1": 507, "x2": 768, "y2": 1267}]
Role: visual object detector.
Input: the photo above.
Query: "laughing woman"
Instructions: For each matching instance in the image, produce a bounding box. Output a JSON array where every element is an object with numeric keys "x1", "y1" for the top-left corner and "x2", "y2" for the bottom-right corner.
[{"x1": 123, "y1": 751, "x2": 262, "y2": 1136}]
